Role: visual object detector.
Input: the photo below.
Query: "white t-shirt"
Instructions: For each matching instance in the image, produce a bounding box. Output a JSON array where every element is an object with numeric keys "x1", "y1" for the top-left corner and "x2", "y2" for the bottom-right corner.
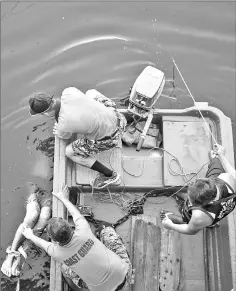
[
  {"x1": 57, "y1": 87, "x2": 117, "y2": 140},
  {"x1": 47, "y1": 217, "x2": 128, "y2": 291}
]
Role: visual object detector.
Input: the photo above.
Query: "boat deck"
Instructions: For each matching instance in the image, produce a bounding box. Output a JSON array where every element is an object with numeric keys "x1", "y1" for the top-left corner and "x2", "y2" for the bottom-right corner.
[{"x1": 50, "y1": 105, "x2": 235, "y2": 291}]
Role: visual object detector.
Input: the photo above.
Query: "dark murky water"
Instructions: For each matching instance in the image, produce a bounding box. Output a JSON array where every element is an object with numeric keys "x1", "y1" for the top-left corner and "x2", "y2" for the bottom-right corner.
[{"x1": 1, "y1": 1, "x2": 235, "y2": 290}]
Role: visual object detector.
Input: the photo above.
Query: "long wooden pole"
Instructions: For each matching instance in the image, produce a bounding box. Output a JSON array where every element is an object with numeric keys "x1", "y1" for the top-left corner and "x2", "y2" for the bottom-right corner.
[{"x1": 50, "y1": 137, "x2": 67, "y2": 291}]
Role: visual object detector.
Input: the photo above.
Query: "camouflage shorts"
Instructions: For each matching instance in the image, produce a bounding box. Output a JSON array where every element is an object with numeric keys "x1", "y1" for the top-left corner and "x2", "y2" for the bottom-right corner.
[
  {"x1": 71, "y1": 112, "x2": 127, "y2": 158},
  {"x1": 100, "y1": 226, "x2": 133, "y2": 290},
  {"x1": 61, "y1": 226, "x2": 132, "y2": 290}
]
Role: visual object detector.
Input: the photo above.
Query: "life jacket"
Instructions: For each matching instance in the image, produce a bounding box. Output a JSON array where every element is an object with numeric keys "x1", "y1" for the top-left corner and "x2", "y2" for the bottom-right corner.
[{"x1": 181, "y1": 178, "x2": 236, "y2": 225}]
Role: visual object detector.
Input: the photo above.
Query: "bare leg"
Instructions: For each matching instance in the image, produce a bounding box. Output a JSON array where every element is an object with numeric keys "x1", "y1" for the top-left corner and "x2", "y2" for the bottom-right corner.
[
  {"x1": 1, "y1": 184, "x2": 40, "y2": 277},
  {"x1": 32, "y1": 195, "x2": 52, "y2": 236},
  {"x1": 12, "y1": 195, "x2": 52, "y2": 276}
]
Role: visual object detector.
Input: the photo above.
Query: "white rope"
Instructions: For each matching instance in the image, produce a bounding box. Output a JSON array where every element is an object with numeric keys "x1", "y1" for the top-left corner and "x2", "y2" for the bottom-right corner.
[{"x1": 171, "y1": 57, "x2": 218, "y2": 145}]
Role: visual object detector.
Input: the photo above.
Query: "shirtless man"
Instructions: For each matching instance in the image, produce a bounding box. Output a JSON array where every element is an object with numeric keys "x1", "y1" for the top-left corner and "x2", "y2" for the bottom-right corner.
[
  {"x1": 161, "y1": 144, "x2": 236, "y2": 235},
  {"x1": 1, "y1": 184, "x2": 52, "y2": 277}
]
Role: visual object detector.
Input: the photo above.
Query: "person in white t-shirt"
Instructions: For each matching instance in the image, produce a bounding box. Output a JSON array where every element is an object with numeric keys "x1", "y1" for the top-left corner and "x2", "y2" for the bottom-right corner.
[
  {"x1": 22, "y1": 185, "x2": 132, "y2": 291},
  {"x1": 29, "y1": 88, "x2": 127, "y2": 189}
]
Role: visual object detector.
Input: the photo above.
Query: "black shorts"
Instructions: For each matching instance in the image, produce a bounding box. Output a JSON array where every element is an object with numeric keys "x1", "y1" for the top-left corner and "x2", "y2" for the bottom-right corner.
[{"x1": 205, "y1": 157, "x2": 224, "y2": 178}]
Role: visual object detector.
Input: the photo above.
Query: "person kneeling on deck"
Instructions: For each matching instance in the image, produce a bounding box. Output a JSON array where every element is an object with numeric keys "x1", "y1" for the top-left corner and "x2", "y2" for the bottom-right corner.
[
  {"x1": 22, "y1": 185, "x2": 132, "y2": 291},
  {"x1": 29, "y1": 88, "x2": 127, "y2": 189},
  {"x1": 161, "y1": 144, "x2": 236, "y2": 235}
]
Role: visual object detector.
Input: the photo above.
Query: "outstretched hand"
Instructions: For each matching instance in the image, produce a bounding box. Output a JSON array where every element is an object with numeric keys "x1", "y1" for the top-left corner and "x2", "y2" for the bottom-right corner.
[
  {"x1": 213, "y1": 143, "x2": 225, "y2": 156},
  {"x1": 52, "y1": 184, "x2": 69, "y2": 201},
  {"x1": 161, "y1": 215, "x2": 174, "y2": 230}
]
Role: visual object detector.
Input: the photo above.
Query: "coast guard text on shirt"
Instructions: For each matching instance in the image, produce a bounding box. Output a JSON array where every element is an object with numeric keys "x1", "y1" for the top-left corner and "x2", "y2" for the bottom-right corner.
[{"x1": 64, "y1": 239, "x2": 94, "y2": 267}]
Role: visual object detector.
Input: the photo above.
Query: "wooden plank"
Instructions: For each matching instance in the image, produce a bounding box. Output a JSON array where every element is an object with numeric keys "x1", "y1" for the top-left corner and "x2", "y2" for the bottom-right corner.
[
  {"x1": 55, "y1": 138, "x2": 67, "y2": 291},
  {"x1": 131, "y1": 215, "x2": 161, "y2": 291},
  {"x1": 131, "y1": 219, "x2": 146, "y2": 291},
  {"x1": 184, "y1": 280, "x2": 205, "y2": 291},
  {"x1": 159, "y1": 228, "x2": 182, "y2": 291},
  {"x1": 64, "y1": 159, "x2": 72, "y2": 291},
  {"x1": 50, "y1": 136, "x2": 60, "y2": 291},
  {"x1": 52, "y1": 137, "x2": 59, "y2": 219},
  {"x1": 50, "y1": 137, "x2": 67, "y2": 291},
  {"x1": 144, "y1": 221, "x2": 160, "y2": 291}
]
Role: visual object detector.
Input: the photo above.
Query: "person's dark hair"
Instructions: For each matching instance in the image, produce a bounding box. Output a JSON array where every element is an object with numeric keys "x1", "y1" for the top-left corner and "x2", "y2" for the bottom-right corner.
[
  {"x1": 46, "y1": 217, "x2": 73, "y2": 244},
  {"x1": 29, "y1": 93, "x2": 54, "y2": 115},
  {"x1": 187, "y1": 178, "x2": 217, "y2": 206}
]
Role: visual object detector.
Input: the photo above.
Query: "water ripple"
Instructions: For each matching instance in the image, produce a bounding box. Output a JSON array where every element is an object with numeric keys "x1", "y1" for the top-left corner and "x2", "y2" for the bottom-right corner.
[
  {"x1": 156, "y1": 22, "x2": 235, "y2": 43},
  {"x1": 1, "y1": 105, "x2": 28, "y2": 122},
  {"x1": 30, "y1": 68, "x2": 57, "y2": 85},
  {"x1": 1, "y1": 115, "x2": 24, "y2": 131},
  {"x1": 217, "y1": 66, "x2": 236, "y2": 73},
  {"x1": 13, "y1": 117, "x2": 35, "y2": 130},
  {"x1": 44, "y1": 35, "x2": 129, "y2": 62}
]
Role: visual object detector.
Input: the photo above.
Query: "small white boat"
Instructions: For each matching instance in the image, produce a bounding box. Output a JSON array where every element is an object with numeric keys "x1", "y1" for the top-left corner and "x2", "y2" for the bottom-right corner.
[{"x1": 50, "y1": 66, "x2": 236, "y2": 291}]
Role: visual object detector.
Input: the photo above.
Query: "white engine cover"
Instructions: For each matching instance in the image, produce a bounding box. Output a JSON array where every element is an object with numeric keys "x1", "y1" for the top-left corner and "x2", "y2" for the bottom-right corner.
[{"x1": 135, "y1": 66, "x2": 165, "y2": 99}]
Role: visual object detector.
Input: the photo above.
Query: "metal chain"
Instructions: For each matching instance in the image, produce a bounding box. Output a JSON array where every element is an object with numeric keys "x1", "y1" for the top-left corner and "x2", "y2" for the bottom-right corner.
[
  {"x1": 84, "y1": 188, "x2": 183, "y2": 229},
  {"x1": 84, "y1": 197, "x2": 146, "y2": 230}
]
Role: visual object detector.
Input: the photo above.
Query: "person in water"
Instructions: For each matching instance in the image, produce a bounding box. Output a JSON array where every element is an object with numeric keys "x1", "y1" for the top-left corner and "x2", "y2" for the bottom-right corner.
[
  {"x1": 28, "y1": 88, "x2": 127, "y2": 189},
  {"x1": 22, "y1": 184, "x2": 132, "y2": 291},
  {"x1": 161, "y1": 143, "x2": 236, "y2": 234},
  {"x1": 1, "y1": 183, "x2": 52, "y2": 277}
]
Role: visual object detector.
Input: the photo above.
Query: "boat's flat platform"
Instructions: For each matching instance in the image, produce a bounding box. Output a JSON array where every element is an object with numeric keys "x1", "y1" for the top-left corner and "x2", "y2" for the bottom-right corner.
[
  {"x1": 82, "y1": 193, "x2": 205, "y2": 291},
  {"x1": 75, "y1": 115, "x2": 213, "y2": 190},
  {"x1": 50, "y1": 106, "x2": 235, "y2": 291}
]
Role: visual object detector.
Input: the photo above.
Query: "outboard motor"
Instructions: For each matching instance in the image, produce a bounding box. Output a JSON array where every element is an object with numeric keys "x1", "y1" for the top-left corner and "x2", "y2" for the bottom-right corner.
[{"x1": 128, "y1": 66, "x2": 165, "y2": 151}]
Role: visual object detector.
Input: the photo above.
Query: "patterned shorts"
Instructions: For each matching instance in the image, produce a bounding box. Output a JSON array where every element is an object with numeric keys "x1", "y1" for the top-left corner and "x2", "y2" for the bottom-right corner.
[
  {"x1": 71, "y1": 112, "x2": 127, "y2": 158},
  {"x1": 61, "y1": 226, "x2": 132, "y2": 290}
]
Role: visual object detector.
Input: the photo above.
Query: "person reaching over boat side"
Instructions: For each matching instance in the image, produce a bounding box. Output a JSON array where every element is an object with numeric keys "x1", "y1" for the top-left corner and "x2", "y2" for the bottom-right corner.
[
  {"x1": 22, "y1": 185, "x2": 132, "y2": 291},
  {"x1": 161, "y1": 144, "x2": 236, "y2": 235},
  {"x1": 28, "y1": 88, "x2": 127, "y2": 189},
  {"x1": 1, "y1": 183, "x2": 52, "y2": 278}
]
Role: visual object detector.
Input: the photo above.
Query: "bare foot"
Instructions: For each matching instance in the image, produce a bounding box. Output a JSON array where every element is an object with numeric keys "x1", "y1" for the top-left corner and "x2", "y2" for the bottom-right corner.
[
  {"x1": 11, "y1": 246, "x2": 27, "y2": 277},
  {"x1": 1, "y1": 245, "x2": 27, "y2": 278},
  {"x1": 1, "y1": 253, "x2": 15, "y2": 277},
  {"x1": 11, "y1": 256, "x2": 21, "y2": 277},
  {"x1": 26, "y1": 182, "x2": 42, "y2": 195}
]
